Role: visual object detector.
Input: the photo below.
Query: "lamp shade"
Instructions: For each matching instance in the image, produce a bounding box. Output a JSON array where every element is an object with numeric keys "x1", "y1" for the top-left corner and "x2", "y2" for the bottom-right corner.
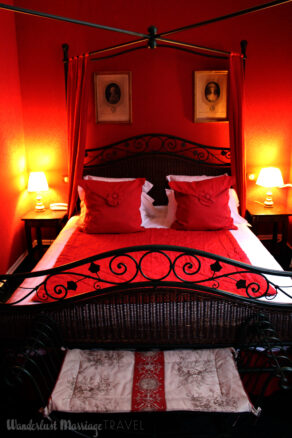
[
  {"x1": 27, "y1": 172, "x2": 49, "y2": 192},
  {"x1": 256, "y1": 167, "x2": 284, "y2": 188}
]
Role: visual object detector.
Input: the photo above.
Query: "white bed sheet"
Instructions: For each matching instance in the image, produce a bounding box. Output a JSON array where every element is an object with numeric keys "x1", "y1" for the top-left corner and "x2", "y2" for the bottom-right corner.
[{"x1": 9, "y1": 212, "x2": 292, "y2": 305}]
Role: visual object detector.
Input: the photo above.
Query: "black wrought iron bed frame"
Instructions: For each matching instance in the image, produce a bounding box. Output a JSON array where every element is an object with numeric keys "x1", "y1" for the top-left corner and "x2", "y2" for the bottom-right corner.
[
  {"x1": 1, "y1": 134, "x2": 292, "y2": 435},
  {"x1": 0, "y1": 3, "x2": 292, "y2": 433},
  {"x1": 0, "y1": 133, "x2": 292, "y2": 350}
]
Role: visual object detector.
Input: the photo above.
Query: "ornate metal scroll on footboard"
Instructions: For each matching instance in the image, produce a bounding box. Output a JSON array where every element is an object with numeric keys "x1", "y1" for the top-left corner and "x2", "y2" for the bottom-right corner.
[{"x1": 0, "y1": 245, "x2": 292, "y2": 348}]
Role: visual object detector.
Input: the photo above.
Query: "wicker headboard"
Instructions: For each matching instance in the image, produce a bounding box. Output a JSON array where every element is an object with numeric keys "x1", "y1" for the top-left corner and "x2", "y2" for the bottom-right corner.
[{"x1": 83, "y1": 133, "x2": 231, "y2": 204}]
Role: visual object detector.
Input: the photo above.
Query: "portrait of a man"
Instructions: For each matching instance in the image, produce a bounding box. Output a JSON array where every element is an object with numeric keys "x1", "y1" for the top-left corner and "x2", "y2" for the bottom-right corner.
[
  {"x1": 94, "y1": 72, "x2": 132, "y2": 123},
  {"x1": 105, "y1": 83, "x2": 121, "y2": 105}
]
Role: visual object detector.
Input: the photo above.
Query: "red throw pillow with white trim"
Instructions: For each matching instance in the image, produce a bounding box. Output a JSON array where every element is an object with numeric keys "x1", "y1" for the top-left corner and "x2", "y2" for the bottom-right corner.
[
  {"x1": 79, "y1": 178, "x2": 145, "y2": 233},
  {"x1": 169, "y1": 175, "x2": 237, "y2": 231}
]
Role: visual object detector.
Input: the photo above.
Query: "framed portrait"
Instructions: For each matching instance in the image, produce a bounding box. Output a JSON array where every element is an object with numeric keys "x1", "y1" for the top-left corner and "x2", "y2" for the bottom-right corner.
[
  {"x1": 94, "y1": 72, "x2": 132, "y2": 123},
  {"x1": 194, "y1": 71, "x2": 228, "y2": 122}
]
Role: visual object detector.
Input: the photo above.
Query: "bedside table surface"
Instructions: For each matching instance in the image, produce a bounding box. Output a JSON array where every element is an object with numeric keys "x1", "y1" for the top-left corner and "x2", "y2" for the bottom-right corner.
[
  {"x1": 246, "y1": 202, "x2": 292, "y2": 217},
  {"x1": 21, "y1": 209, "x2": 68, "y2": 259},
  {"x1": 22, "y1": 209, "x2": 67, "y2": 221}
]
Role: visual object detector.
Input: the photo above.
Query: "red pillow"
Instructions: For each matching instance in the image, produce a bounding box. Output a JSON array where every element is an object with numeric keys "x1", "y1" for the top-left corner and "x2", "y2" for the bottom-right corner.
[
  {"x1": 79, "y1": 178, "x2": 145, "y2": 233},
  {"x1": 169, "y1": 175, "x2": 237, "y2": 231}
]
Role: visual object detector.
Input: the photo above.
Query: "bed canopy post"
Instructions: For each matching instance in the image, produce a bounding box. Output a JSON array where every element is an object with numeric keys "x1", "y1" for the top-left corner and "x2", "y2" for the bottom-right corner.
[
  {"x1": 62, "y1": 43, "x2": 69, "y2": 99},
  {"x1": 148, "y1": 25, "x2": 157, "y2": 49},
  {"x1": 240, "y1": 40, "x2": 248, "y2": 73},
  {"x1": 229, "y1": 52, "x2": 246, "y2": 216}
]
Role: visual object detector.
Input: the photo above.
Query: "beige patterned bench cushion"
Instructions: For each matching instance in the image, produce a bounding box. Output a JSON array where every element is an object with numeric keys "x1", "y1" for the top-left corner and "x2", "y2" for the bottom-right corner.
[{"x1": 45, "y1": 348, "x2": 258, "y2": 415}]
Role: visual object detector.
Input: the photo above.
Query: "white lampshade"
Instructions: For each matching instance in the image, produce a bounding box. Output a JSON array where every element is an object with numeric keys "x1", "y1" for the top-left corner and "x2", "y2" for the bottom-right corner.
[
  {"x1": 256, "y1": 167, "x2": 284, "y2": 188},
  {"x1": 27, "y1": 172, "x2": 49, "y2": 211},
  {"x1": 27, "y1": 172, "x2": 49, "y2": 192},
  {"x1": 256, "y1": 167, "x2": 283, "y2": 207}
]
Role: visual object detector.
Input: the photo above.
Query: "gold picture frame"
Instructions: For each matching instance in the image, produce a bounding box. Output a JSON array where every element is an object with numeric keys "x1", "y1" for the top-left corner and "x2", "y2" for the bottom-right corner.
[
  {"x1": 194, "y1": 70, "x2": 228, "y2": 122},
  {"x1": 94, "y1": 72, "x2": 132, "y2": 123}
]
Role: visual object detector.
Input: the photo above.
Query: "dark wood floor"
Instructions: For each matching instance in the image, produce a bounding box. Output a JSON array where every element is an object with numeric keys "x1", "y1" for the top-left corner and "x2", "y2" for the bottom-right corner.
[
  {"x1": 260, "y1": 240, "x2": 292, "y2": 271},
  {"x1": 0, "y1": 392, "x2": 291, "y2": 437},
  {"x1": 16, "y1": 245, "x2": 49, "y2": 272},
  {"x1": 0, "y1": 246, "x2": 49, "y2": 303}
]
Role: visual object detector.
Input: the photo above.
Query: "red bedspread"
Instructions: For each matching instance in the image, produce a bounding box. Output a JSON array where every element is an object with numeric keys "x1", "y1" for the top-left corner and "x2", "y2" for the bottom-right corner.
[{"x1": 33, "y1": 228, "x2": 273, "y2": 302}]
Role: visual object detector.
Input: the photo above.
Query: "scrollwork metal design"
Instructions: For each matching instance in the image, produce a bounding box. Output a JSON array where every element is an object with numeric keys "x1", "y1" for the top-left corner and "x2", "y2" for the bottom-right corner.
[
  {"x1": 2, "y1": 244, "x2": 292, "y2": 305},
  {"x1": 138, "y1": 250, "x2": 173, "y2": 281},
  {"x1": 109, "y1": 253, "x2": 139, "y2": 281},
  {"x1": 172, "y1": 253, "x2": 201, "y2": 281},
  {"x1": 84, "y1": 134, "x2": 231, "y2": 168}
]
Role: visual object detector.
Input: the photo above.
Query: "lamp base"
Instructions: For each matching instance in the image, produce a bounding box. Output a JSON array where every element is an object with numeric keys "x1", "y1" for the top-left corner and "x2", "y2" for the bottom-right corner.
[
  {"x1": 264, "y1": 191, "x2": 274, "y2": 208},
  {"x1": 35, "y1": 195, "x2": 45, "y2": 211}
]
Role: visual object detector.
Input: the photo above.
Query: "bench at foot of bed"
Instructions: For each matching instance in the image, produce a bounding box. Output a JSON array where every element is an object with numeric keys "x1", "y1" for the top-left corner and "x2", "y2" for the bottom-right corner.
[{"x1": 2, "y1": 314, "x2": 291, "y2": 437}]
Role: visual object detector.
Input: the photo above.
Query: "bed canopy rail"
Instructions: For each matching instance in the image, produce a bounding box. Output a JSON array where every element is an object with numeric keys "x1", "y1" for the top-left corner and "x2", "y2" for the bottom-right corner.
[
  {"x1": 61, "y1": 37, "x2": 233, "y2": 95},
  {"x1": 61, "y1": 23, "x2": 234, "y2": 80},
  {"x1": 0, "y1": 1, "x2": 290, "y2": 54},
  {"x1": 1, "y1": 1, "x2": 291, "y2": 63},
  {"x1": 0, "y1": 2, "x2": 149, "y2": 38},
  {"x1": 89, "y1": 38, "x2": 231, "y2": 62},
  {"x1": 156, "y1": 0, "x2": 292, "y2": 38}
]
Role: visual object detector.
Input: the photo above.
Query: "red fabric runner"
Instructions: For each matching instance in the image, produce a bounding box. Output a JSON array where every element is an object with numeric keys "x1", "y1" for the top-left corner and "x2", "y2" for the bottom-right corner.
[
  {"x1": 132, "y1": 351, "x2": 166, "y2": 411},
  {"x1": 33, "y1": 228, "x2": 274, "y2": 302}
]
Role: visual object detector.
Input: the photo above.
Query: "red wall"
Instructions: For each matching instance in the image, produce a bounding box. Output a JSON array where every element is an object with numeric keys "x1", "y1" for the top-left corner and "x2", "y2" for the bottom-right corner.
[
  {"x1": 1, "y1": 0, "x2": 292, "y2": 271},
  {"x1": 0, "y1": 0, "x2": 30, "y2": 273}
]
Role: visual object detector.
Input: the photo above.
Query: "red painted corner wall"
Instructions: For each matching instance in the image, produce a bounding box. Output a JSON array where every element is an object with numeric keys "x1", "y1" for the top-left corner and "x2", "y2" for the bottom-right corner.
[
  {"x1": 0, "y1": 1, "x2": 30, "y2": 273},
  {"x1": 1, "y1": 0, "x2": 292, "y2": 272}
]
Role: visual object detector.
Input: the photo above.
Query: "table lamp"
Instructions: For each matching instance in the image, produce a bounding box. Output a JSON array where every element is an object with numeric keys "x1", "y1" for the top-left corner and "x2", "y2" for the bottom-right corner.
[
  {"x1": 256, "y1": 167, "x2": 284, "y2": 207},
  {"x1": 27, "y1": 171, "x2": 49, "y2": 211}
]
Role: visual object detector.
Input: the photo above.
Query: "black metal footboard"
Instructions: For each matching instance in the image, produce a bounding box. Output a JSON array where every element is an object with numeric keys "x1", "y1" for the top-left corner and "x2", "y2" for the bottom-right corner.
[{"x1": 0, "y1": 245, "x2": 292, "y2": 348}]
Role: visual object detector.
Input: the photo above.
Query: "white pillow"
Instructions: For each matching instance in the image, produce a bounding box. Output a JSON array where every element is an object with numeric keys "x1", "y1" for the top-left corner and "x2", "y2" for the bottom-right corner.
[
  {"x1": 84, "y1": 175, "x2": 153, "y2": 194},
  {"x1": 166, "y1": 174, "x2": 248, "y2": 226},
  {"x1": 78, "y1": 176, "x2": 156, "y2": 227},
  {"x1": 165, "y1": 189, "x2": 177, "y2": 227},
  {"x1": 166, "y1": 174, "x2": 226, "y2": 183}
]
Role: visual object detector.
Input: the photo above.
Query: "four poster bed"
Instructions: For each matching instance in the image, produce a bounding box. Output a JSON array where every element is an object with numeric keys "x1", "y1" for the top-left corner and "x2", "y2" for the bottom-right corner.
[
  {"x1": 1, "y1": 132, "x2": 292, "y2": 348},
  {"x1": 1, "y1": 132, "x2": 292, "y2": 432},
  {"x1": 1, "y1": 1, "x2": 292, "y2": 431},
  {"x1": 2, "y1": 132, "x2": 292, "y2": 431}
]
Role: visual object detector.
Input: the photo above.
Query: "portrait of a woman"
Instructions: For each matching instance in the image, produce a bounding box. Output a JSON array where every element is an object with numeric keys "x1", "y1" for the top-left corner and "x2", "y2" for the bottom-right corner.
[{"x1": 204, "y1": 81, "x2": 220, "y2": 103}]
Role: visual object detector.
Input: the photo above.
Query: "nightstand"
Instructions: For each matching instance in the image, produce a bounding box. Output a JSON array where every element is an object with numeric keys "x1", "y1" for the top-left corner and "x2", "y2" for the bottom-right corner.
[
  {"x1": 245, "y1": 202, "x2": 292, "y2": 269},
  {"x1": 22, "y1": 209, "x2": 68, "y2": 258}
]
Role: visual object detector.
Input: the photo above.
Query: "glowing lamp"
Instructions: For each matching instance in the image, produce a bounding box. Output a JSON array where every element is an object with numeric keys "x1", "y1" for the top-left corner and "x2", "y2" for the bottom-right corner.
[
  {"x1": 256, "y1": 167, "x2": 284, "y2": 207},
  {"x1": 27, "y1": 171, "x2": 49, "y2": 211}
]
